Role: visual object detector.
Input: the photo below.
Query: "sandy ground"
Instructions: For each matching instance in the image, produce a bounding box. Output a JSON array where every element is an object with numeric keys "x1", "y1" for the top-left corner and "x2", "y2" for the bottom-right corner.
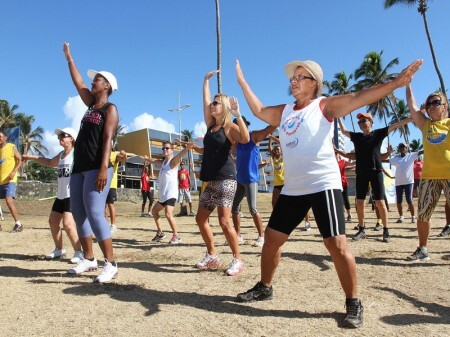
[{"x1": 0, "y1": 194, "x2": 449, "y2": 337}]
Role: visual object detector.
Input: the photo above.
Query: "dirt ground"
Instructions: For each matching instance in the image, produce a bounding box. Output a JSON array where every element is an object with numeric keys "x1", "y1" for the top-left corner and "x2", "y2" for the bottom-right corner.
[{"x1": 0, "y1": 194, "x2": 449, "y2": 337}]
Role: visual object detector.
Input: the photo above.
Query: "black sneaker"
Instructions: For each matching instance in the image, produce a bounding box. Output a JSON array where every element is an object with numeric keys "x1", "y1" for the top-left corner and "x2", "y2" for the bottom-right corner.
[
  {"x1": 236, "y1": 282, "x2": 273, "y2": 302},
  {"x1": 373, "y1": 223, "x2": 383, "y2": 231},
  {"x1": 438, "y1": 224, "x2": 450, "y2": 237},
  {"x1": 352, "y1": 227, "x2": 366, "y2": 241},
  {"x1": 343, "y1": 299, "x2": 364, "y2": 328},
  {"x1": 346, "y1": 215, "x2": 352, "y2": 223},
  {"x1": 10, "y1": 224, "x2": 23, "y2": 233},
  {"x1": 382, "y1": 228, "x2": 391, "y2": 243}
]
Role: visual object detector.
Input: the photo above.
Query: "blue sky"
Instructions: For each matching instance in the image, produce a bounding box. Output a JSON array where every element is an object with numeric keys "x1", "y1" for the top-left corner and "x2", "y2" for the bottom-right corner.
[{"x1": 1, "y1": 0, "x2": 449, "y2": 156}]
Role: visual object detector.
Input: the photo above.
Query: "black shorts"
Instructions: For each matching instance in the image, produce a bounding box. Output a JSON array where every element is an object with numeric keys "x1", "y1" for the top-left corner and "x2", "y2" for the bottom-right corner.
[
  {"x1": 158, "y1": 198, "x2": 176, "y2": 207},
  {"x1": 142, "y1": 190, "x2": 154, "y2": 204},
  {"x1": 356, "y1": 170, "x2": 385, "y2": 200},
  {"x1": 268, "y1": 189, "x2": 345, "y2": 239},
  {"x1": 106, "y1": 188, "x2": 117, "y2": 204},
  {"x1": 51, "y1": 197, "x2": 71, "y2": 214},
  {"x1": 273, "y1": 185, "x2": 284, "y2": 191}
]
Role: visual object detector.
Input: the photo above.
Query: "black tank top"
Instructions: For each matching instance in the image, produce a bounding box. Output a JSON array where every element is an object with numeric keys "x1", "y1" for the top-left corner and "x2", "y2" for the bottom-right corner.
[
  {"x1": 200, "y1": 125, "x2": 236, "y2": 182},
  {"x1": 73, "y1": 102, "x2": 114, "y2": 173}
]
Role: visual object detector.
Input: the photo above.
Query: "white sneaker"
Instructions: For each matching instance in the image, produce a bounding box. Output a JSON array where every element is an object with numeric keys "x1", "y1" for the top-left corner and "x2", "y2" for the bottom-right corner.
[
  {"x1": 195, "y1": 252, "x2": 220, "y2": 269},
  {"x1": 411, "y1": 216, "x2": 417, "y2": 223},
  {"x1": 67, "y1": 258, "x2": 98, "y2": 274},
  {"x1": 147, "y1": 212, "x2": 153, "y2": 218},
  {"x1": 237, "y1": 236, "x2": 245, "y2": 245},
  {"x1": 253, "y1": 236, "x2": 264, "y2": 247},
  {"x1": 70, "y1": 251, "x2": 84, "y2": 264},
  {"x1": 94, "y1": 260, "x2": 118, "y2": 283},
  {"x1": 225, "y1": 258, "x2": 244, "y2": 276},
  {"x1": 303, "y1": 222, "x2": 312, "y2": 231},
  {"x1": 0, "y1": 216, "x2": 4, "y2": 221},
  {"x1": 110, "y1": 224, "x2": 118, "y2": 233},
  {"x1": 45, "y1": 248, "x2": 66, "y2": 260},
  {"x1": 169, "y1": 235, "x2": 181, "y2": 244}
]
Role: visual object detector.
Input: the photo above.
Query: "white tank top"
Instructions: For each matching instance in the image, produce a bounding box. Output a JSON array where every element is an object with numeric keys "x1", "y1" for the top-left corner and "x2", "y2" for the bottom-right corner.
[
  {"x1": 279, "y1": 98, "x2": 342, "y2": 195},
  {"x1": 157, "y1": 158, "x2": 178, "y2": 202},
  {"x1": 56, "y1": 149, "x2": 74, "y2": 199}
]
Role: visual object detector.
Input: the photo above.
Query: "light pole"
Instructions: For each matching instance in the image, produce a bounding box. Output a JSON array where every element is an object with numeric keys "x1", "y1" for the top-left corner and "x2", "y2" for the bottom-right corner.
[{"x1": 168, "y1": 92, "x2": 190, "y2": 139}]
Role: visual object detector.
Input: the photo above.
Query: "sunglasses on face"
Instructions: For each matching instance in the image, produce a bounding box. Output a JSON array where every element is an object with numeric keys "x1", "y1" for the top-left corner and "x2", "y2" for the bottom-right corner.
[
  {"x1": 162, "y1": 146, "x2": 172, "y2": 150},
  {"x1": 358, "y1": 119, "x2": 370, "y2": 124},
  {"x1": 210, "y1": 101, "x2": 222, "y2": 106},
  {"x1": 426, "y1": 99, "x2": 443, "y2": 109},
  {"x1": 58, "y1": 133, "x2": 71, "y2": 139},
  {"x1": 289, "y1": 74, "x2": 315, "y2": 83}
]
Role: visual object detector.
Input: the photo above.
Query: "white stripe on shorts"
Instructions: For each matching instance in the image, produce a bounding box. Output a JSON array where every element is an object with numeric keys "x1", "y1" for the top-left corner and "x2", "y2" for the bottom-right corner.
[{"x1": 325, "y1": 190, "x2": 340, "y2": 237}]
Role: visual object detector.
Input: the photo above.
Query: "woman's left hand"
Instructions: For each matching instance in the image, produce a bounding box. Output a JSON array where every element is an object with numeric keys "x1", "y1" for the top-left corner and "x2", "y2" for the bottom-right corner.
[
  {"x1": 229, "y1": 96, "x2": 240, "y2": 116},
  {"x1": 96, "y1": 167, "x2": 108, "y2": 192}
]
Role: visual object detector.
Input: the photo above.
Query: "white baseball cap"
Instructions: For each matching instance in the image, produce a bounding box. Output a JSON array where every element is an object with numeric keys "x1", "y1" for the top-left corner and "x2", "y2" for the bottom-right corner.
[
  {"x1": 54, "y1": 127, "x2": 77, "y2": 141},
  {"x1": 87, "y1": 70, "x2": 118, "y2": 91}
]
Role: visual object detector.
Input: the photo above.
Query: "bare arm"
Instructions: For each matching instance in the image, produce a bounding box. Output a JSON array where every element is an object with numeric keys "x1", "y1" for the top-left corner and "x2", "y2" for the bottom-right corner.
[
  {"x1": 203, "y1": 70, "x2": 219, "y2": 127},
  {"x1": 236, "y1": 59, "x2": 284, "y2": 126},
  {"x1": 322, "y1": 59, "x2": 423, "y2": 119},
  {"x1": 251, "y1": 125, "x2": 278, "y2": 144},
  {"x1": 8, "y1": 146, "x2": 22, "y2": 180},
  {"x1": 334, "y1": 147, "x2": 356, "y2": 161},
  {"x1": 115, "y1": 150, "x2": 127, "y2": 163},
  {"x1": 337, "y1": 117, "x2": 351, "y2": 138},
  {"x1": 175, "y1": 138, "x2": 204, "y2": 154},
  {"x1": 226, "y1": 96, "x2": 250, "y2": 144},
  {"x1": 388, "y1": 116, "x2": 413, "y2": 134},
  {"x1": 63, "y1": 42, "x2": 95, "y2": 107},
  {"x1": 170, "y1": 142, "x2": 193, "y2": 169},
  {"x1": 406, "y1": 83, "x2": 427, "y2": 131},
  {"x1": 22, "y1": 153, "x2": 60, "y2": 167}
]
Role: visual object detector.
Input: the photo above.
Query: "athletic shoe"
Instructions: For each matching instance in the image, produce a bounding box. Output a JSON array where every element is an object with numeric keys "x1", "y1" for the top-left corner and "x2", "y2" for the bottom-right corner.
[
  {"x1": 45, "y1": 248, "x2": 66, "y2": 260},
  {"x1": 189, "y1": 212, "x2": 196, "y2": 216},
  {"x1": 147, "y1": 212, "x2": 153, "y2": 218},
  {"x1": 70, "y1": 251, "x2": 84, "y2": 264},
  {"x1": 411, "y1": 216, "x2": 417, "y2": 223},
  {"x1": 253, "y1": 236, "x2": 264, "y2": 247},
  {"x1": 373, "y1": 223, "x2": 383, "y2": 231},
  {"x1": 343, "y1": 299, "x2": 364, "y2": 328},
  {"x1": 67, "y1": 258, "x2": 98, "y2": 274},
  {"x1": 236, "y1": 281, "x2": 273, "y2": 302},
  {"x1": 382, "y1": 228, "x2": 391, "y2": 243},
  {"x1": 140, "y1": 212, "x2": 146, "y2": 217},
  {"x1": 352, "y1": 227, "x2": 367, "y2": 241},
  {"x1": 396, "y1": 216, "x2": 404, "y2": 224},
  {"x1": 407, "y1": 247, "x2": 430, "y2": 261},
  {"x1": 353, "y1": 225, "x2": 360, "y2": 230},
  {"x1": 225, "y1": 258, "x2": 244, "y2": 276},
  {"x1": 169, "y1": 235, "x2": 181, "y2": 244},
  {"x1": 303, "y1": 222, "x2": 312, "y2": 231},
  {"x1": 438, "y1": 224, "x2": 450, "y2": 237},
  {"x1": 1, "y1": 216, "x2": 4, "y2": 221},
  {"x1": 151, "y1": 232, "x2": 166, "y2": 242},
  {"x1": 346, "y1": 215, "x2": 352, "y2": 223},
  {"x1": 110, "y1": 224, "x2": 118, "y2": 234},
  {"x1": 10, "y1": 224, "x2": 23, "y2": 233},
  {"x1": 94, "y1": 260, "x2": 118, "y2": 283},
  {"x1": 195, "y1": 252, "x2": 220, "y2": 269}
]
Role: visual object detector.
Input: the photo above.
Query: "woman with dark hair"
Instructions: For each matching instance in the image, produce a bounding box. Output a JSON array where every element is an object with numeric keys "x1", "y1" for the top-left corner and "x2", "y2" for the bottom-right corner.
[
  {"x1": 63, "y1": 42, "x2": 119, "y2": 283},
  {"x1": 140, "y1": 165, "x2": 154, "y2": 217},
  {"x1": 194, "y1": 70, "x2": 249, "y2": 276}
]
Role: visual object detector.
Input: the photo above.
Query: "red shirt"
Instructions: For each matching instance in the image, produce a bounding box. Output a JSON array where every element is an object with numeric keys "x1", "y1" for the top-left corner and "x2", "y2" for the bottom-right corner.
[
  {"x1": 414, "y1": 160, "x2": 423, "y2": 180},
  {"x1": 178, "y1": 169, "x2": 190, "y2": 189},
  {"x1": 338, "y1": 160, "x2": 348, "y2": 188},
  {"x1": 141, "y1": 173, "x2": 150, "y2": 191}
]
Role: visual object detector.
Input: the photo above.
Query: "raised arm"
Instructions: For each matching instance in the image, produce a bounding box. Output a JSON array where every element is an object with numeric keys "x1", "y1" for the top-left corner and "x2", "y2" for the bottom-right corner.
[
  {"x1": 406, "y1": 83, "x2": 427, "y2": 131},
  {"x1": 203, "y1": 70, "x2": 219, "y2": 127},
  {"x1": 337, "y1": 117, "x2": 351, "y2": 138},
  {"x1": 251, "y1": 125, "x2": 278, "y2": 145},
  {"x1": 227, "y1": 96, "x2": 250, "y2": 144},
  {"x1": 175, "y1": 138, "x2": 204, "y2": 154},
  {"x1": 170, "y1": 142, "x2": 193, "y2": 169},
  {"x1": 236, "y1": 60, "x2": 284, "y2": 126},
  {"x1": 140, "y1": 155, "x2": 162, "y2": 166},
  {"x1": 322, "y1": 59, "x2": 423, "y2": 119},
  {"x1": 388, "y1": 116, "x2": 413, "y2": 134},
  {"x1": 63, "y1": 42, "x2": 95, "y2": 107},
  {"x1": 22, "y1": 153, "x2": 60, "y2": 168}
]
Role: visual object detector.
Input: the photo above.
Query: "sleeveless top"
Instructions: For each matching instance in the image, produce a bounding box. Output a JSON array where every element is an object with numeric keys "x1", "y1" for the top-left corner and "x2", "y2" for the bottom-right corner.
[
  {"x1": 0, "y1": 143, "x2": 18, "y2": 184},
  {"x1": 272, "y1": 156, "x2": 284, "y2": 186},
  {"x1": 73, "y1": 102, "x2": 114, "y2": 173},
  {"x1": 279, "y1": 98, "x2": 341, "y2": 195},
  {"x1": 236, "y1": 132, "x2": 260, "y2": 183},
  {"x1": 157, "y1": 158, "x2": 178, "y2": 202},
  {"x1": 422, "y1": 118, "x2": 450, "y2": 179},
  {"x1": 57, "y1": 149, "x2": 74, "y2": 199},
  {"x1": 200, "y1": 125, "x2": 236, "y2": 182}
]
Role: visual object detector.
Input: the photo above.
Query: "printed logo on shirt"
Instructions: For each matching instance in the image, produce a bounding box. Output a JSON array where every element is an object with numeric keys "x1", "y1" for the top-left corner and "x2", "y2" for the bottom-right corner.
[
  {"x1": 426, "y1": 129, "x2": 447, "y2": 144},
  {"x1": 285, "y1": 138, "x2": 299, "y2": 149},
  {"x1": 57, "y1": 164, "x2": 71, "y2": 178},
  {"x1": 81, "y1": 108, "x2": 103, "y2": 126},
  {"x1": 0, "y1": 158, "x2": 4, "y2": 165},
  {"x1": 281, "y1": 115, "x2": 302, "y2": 136}
]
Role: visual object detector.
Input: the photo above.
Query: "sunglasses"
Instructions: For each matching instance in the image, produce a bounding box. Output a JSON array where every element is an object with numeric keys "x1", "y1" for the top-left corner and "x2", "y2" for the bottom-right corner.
[
  {"x1": 210, "y1": 101, "x2": 222, "y2": 106},
  {"x1": 289, "y1": 74, "x2": 315, "y2": 83},
  {"x1": 358, "y1": 119, "x2": 370, "y2": 124},
  {"x1": 58, "y1": 133, "x2": 71, "y2": 139},
  {"x1": 426, "y1": 99, "x2": 443, "y2": 109},
  {"x1": 162, "y1": 146, "x2": 172, "y2": 150}
]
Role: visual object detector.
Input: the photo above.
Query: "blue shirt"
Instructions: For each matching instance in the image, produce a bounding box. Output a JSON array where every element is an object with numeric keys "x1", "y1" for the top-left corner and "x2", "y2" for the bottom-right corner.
[{"x1": 236, "y1": 132, "x2": 260, "y2": 183}]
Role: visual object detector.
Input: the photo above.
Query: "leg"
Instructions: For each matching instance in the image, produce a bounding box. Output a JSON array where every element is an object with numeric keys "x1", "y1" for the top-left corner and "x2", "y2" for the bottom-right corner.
[
  {"x1": 62, "y1": 211, "x2": 81, "y2": 251},
  {"x1": 108, "y1": 203, "x2": 116, "y2": 225},
  {"x1": 195, "y1": 207, "x2": 215, "y2": 255},
  {"x1": 356, "y1": 199, "x2": 365, "y2": 227},
  {"x1": 246, "y1": 182, "x2": 264, "y2": 237},
  {"x1": 260, "y1": 227, "x2": 289, "y2": 286},
  {"x1": 164, "y1": 205, "x2": 178, "y2": 236},
  {"x1": 151, "y1": 202, "x2": 165, "y2": 233},
  {"x1": 5, "y1": 196, "x2": 19, "y2": 222},
  {"x1": 48, "y1": 211, "x2": 64, "y2": 249},
  {"x1": 231, "y1": 183, "x2": 245, "y2": 236},
  {"x1": 272, "y1": 187, "x2": 281, "y2": 208},
  {"x1": 218, "y1": 206, "x2": 241, "y2": 259},
  {"x1": 374, "y1": 200, "x2": 388, "y2": 228}
]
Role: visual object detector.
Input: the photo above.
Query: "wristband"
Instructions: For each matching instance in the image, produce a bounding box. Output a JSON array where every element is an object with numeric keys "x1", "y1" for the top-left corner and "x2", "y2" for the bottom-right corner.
[{"x1": 235, "y1": 113, "x2": 242, "y2": 119}]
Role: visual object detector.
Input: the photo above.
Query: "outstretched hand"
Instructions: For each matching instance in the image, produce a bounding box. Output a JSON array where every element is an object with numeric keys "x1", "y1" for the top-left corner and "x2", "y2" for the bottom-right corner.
[
  {"x1": 394, "y1": 59, "x2": 423, "y2": 88},
  {"x1": 229, "y1": 96, "x2": 240, "y2": 116},
  {"x1": 205, "y1": 70, "x2": 219, "y2": 80},
  {"x1": 63, "y1": 42, "x2": 72, "y2": 61},
  {"x1": 236, "y1": 59, "x2": 245, "y2": 85}
]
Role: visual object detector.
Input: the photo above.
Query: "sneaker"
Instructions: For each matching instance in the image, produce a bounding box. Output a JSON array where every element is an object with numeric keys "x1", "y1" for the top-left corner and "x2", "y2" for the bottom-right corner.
[
  {"x1": 195, "y1": 252, "x2": 220, "y2": 269},
  {"x1": 438, "y1": 224, "x2": 450, "y2": 237},
  {"x1": 110, "y1": 224, "x2": 118, "y2": 234},
  {"x1": 411, "y1": 216, "x2": 417, "y2": 223},
  {"x1": 352, "y1": 227, "x2": 367, "y2": 241},
  {"x1": 1, "y1": 216, "x2": 4, "y2": 221},
  {"x1": 343, "y1": 299, "x2": 364, "y2": 328},
  {"x1": 151, "y1": 232, "x2": 166, "y2": 242},
  {"x1": 302, "y1": 222, "x2": 312, "y2": 231},
  {"x1": 147, "y1": 212, "x2": 153, "y2": 218},
  {"x1": 237, "y1": 235, "x2": 245, "y2": 245},
  {"x1": 45, "y1": 248, "x2": 66, "y2": 260},
  {"x1": 10, "y1": 224, "x2": 23, "y2": 233},
  {"x1": 225, "y1": 258, "x2": 244, "y2": 276},
  {"x1": 253, "y1": 236, "x2": 264, "y2": 247},
  {"x1": 236, "y1": 281, "x2": 273, "y2": 302},
  {"x1": 346, "y1": 215, "x2": 352, "y2": 223},
  {"x1": 396, "y1": 216, "x2": 404, "y2": 224},
  {"x1": 373, "y1": 223, "x2": 383, "y2": 231},
  {"x1": 353, "y1": 225, "x2": 360, "y2": 230},
  {"x1": 189, "y1": 212, "x2": 196, "y2": 216},
  {"x1": 382, "y1": 228, "x2": 391, "y2": 243},
  {"x1": 94, "y1": 259, "x2": 118, "y2": 283},
  {"x1": 407, "y1": 247, "x2": 430, "y2": 262},
  {"x1": 67, "y1": 258, "x2": 98, "y2": 274},
  {"x1": 140, "y1": 212, "x2": 146, "y2": 217},
  {"x1": 169, "y1": 235, "x2": 181, "y2": 244},
  {"x1": 70, "y1": 251, "x2": 84, "y2": 264}
]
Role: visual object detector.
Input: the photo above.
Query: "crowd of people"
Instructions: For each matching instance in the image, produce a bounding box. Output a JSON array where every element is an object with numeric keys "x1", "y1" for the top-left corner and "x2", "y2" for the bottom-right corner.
[{"x1": 1, "y1": 42, "x2": 450, "y2": 330}]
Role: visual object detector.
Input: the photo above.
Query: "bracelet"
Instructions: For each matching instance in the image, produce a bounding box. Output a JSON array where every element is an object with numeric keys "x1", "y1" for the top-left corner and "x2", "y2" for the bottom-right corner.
[{"x1": 234, "y1": 113, "x2": 242, "y2": 119}]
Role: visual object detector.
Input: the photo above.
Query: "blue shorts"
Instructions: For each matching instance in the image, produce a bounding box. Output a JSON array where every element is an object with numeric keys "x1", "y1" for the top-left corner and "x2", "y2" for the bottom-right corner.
[
  {"x1": 0, "y1": 182, "x2": 16, "y2": 199},
  {"x1": 395, "y1": 184, "x2": 413, "y2": 204}
]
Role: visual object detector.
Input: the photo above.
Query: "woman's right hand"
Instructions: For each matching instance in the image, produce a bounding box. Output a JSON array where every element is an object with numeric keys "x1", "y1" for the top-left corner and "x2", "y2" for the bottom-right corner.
[
  {"x1": 205, "y1": 70, "x2": 219, "y2": 80},
  {"x1": 63, "y1": 42, "x2": 73, "y2": 62}
]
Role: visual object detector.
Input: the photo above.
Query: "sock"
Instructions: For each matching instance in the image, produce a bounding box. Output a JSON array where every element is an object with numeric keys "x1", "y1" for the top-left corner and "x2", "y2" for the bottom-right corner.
[
  {"x1": 15, "y1": 221, "x2": 21, "y2": 226},
  {"x1": 377, "y1": 219, "x2": 382, "y2": 224}
]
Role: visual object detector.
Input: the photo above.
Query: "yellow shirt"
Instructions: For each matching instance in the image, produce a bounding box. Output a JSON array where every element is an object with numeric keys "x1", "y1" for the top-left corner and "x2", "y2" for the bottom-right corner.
[
  {"x1": 273, "y1": 156, "x2": 285, "y2": 186},
  {"x1": 0, "y1": 143, "x2": 18, "y2": 184},
  {"x1": 422, "y1": 118, "x2": 450, "y2": 179},
  {"x1": 109, "y1": 151, "x2": 120, "y2": 189}
]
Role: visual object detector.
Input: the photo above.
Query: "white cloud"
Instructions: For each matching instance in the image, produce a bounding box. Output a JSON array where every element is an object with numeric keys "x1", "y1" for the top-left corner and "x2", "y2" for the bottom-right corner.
[
  {"x1": 128, "y1": 113, "x2": 177, "y2": 134},
  {"x1": 194, "y1": 121, "x2": 207, "y2": 139}
]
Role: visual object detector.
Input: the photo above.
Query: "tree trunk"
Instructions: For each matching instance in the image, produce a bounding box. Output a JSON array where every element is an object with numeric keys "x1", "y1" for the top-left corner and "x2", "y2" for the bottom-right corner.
[{"x1": 215, "y1": 0, "x2": 222, "y2": 94}]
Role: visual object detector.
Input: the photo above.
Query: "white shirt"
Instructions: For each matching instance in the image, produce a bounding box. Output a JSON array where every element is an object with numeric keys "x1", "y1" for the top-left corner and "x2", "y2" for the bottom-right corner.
[
  {"x1": 157, "y1": 158, "x2": 178, "y2": 202},
  {"x1": 56, "y1": 149, "x2": 74, "y2": 199},
  {"x1": 279, "y1": 98, "x2": 342, "y2": 196},
  {"x1": 389, "y1": 152, "x2": 419, "y2": 186}
]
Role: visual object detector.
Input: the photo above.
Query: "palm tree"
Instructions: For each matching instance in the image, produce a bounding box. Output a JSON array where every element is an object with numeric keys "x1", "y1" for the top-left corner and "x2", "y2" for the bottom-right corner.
[
  {"x1": 112, "y1": 124, "x2": 126, "y2": 151},
  {"x1": 215, "y1": 0, "x2": 222, "y2": 94},
  {"x1": 384, "y1": 0, "x2": 447, "y2": 99},
  {"x1": 0, "y1": 99, "x2": 25, "y2": 129},
  {"x1": 409, "y1": 138, "x2": 423, "y2": 152},
  {"x1": 17, "y1": 114, "x2": 48, "y2": 156},
  {"x1": 388, "y1": 99, "x2": 411, "y2": 143},
  {"x1": 181, "y1": 129, "x2": 194, "y2": 142}
]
